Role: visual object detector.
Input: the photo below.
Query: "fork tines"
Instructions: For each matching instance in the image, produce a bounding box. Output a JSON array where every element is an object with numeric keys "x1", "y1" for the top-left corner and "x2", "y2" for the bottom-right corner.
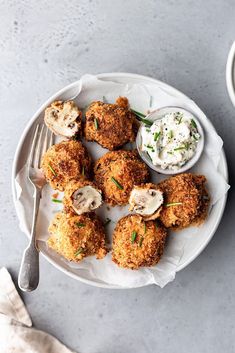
[{"x1": 28, "y1": 124, "x2": 53, "y2": 169}]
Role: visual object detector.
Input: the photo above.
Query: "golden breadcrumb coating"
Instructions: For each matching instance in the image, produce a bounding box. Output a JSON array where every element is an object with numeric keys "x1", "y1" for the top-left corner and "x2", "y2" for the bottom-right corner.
[
  {"x1": 94, "y1": 150, "x2": 150, "y2": 206},
  {"x1": 47, "y1": 212, "x2": 107, "y2": 262},
  {"x1": 41, "y1": 140, "x2": 91, "y2": 191},
  {"x1": 158, "y1": 173, "x2": 210, "y2": 230},
  {"x1": 84, "y1": 97, "x2": 139, "y2": 150},
  {"x1": 44, "y1": 100, "x2": 82, "y2": 137},
  {"x1": 112, "y1": 214, "x2": 167, "y2": 269},
  {"x1": 63, "y1": 179, "x2": 102, "y2": 215}
]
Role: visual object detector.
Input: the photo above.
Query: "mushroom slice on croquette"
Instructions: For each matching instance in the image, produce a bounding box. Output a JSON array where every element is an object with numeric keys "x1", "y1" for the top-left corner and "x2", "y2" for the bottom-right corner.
[
  {"x1": 112, "y1": 214, "x2": 167, "y2": 269},
  {"x1": 129, "y1": 183, "x2": 164, "y2": 221},
  {"x1": 94, "y1": 150, "x2": 150, "y2": 206},
  {"x1": 158, "y1": 173, "x2": 210, "y2": 230},
  {"x1": 84, "y1": 96, "x2": 139, "y2": 150},
  {"x1": 44, "y1": 100, "x2": 82, "y2": 138},
  {"x1": 63, "y1": 180, "x2": 103, "y2": 215},
  {"x1": 47, "y1": 212, "x2": 107, "y2": 262},
  {"x1": 41, "y1": 140, "x2": 91, "y2": 191}
]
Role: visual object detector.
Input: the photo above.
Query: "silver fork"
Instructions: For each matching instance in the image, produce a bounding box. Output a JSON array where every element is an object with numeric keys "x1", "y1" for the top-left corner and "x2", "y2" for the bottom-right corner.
[{"x1": 18, "y1": 124, "x2": 53, "y2": 292}]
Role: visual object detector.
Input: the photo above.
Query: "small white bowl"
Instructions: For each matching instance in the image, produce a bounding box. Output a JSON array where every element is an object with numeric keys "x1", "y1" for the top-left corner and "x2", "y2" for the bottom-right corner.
[{"x1": 136, "y1": 106, "x2": 204, "y2": 175}]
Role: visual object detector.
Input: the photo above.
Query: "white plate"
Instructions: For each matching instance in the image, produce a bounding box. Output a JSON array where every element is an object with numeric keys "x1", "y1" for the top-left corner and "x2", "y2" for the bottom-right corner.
[
  {"x1": 226, "y1": 41, "x2": 235, "y2": 107},
  {"x1": 12, "y1": 73, "x2": 228, "y2": 289}
]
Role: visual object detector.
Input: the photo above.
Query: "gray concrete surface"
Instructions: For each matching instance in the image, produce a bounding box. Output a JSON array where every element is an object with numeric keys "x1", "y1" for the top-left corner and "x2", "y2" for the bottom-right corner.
[{"x1": 0, "y1": 0, "x2": 235, "y2": 352}]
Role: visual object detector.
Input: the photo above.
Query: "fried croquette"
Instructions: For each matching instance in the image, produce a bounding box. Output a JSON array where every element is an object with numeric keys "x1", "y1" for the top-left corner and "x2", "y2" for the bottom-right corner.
[
  {"x1": 129, "y1": 183, "x2": 164, "y2": 221},
  {"x1": 44, "y1": 100, "x2": 82, "y2": 137},
  {"x1": 41, "y1": 140, "x2": 91, "y2": 191},
  {"x1": 158, "y1": 173, "x2": 210, "y2": 230},
  {"x1": 112, "y1": 214, "x2": 167, "y2": 269},
  {"x1": 47, "y1": 212, "x2": 107, "y2": 262},
  {"x1": 84, "y1": 97, "x2": 139, "y2": 150},
  {"x1": 94, "y1": 150, "x2": 150, "y2": 206},
  {"x1": 63, "y1": 179, "x2": 102, "y2": 215}
]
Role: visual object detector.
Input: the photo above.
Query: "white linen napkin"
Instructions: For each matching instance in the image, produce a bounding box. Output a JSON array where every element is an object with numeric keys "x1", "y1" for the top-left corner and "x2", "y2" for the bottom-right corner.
[{"x1": 0, "y1": 267, "x2": 75, "y2": 353}]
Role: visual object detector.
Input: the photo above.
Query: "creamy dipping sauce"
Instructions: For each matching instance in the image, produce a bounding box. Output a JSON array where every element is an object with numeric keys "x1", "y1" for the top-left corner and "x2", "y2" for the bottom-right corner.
[{"x1": 141, "y1": 111, "x2": 201, "y2": 170}]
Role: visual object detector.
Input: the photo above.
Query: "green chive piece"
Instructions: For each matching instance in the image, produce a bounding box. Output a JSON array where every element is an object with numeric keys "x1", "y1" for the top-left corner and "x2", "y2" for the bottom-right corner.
[
  {"x1": 146, "y1": 151, "x2": 153, "y2": 162},
  {"x1": 155, "y1": 221, "x2": 158, "y2": 229},
  {"x1": 76, "y1": 222, "x2": 85, "y2": 228},
  {"x1": 191, "y1": 119, "x2": 197, "y2": 129},
  {"x1": 102, "y1": 95, "x2": 106, "y2": 102},
  {"x1": 146, "y1": 144, "x2": 153, "y2": 149},
  {"x1": 48, "y1": 163, "x2": 57, "y2": 176},
  {"x1": 82, "y1": 166, "x2": 85, "y2": 176},
  {"x1": 144, "y1": 222, "x2": 147, "y2": 234},
  {"x1": 166, "y1": 202, "x2": 183, "y2": 207},
  {"x1": 139, "y1": 236, "x2": 144, "y2": 247},
  {"x1": 193, "y1": 134, "x2": 199, "y2": 141},
  {"x1": 131, "y1": 231, "x2": 137, "y2": 244},
  {"x1": 111, "y1": 177, "x2": 123, "y2": 190},
  {"x1": 174, "y1": 146, "x2": 185, "y2": 151},
  {"x1": 131, "y1": 109, "x2": 152, "y2": 126},
  {"x1": 177, "y1": 116, "x2": 183, "y2": 124},
  {"x1": 154, "y1": 131, "x2": 161, "y2": 141},
  {"x1": 167, "y1": 151, "x2": 173, "y2": 155},
  {"x1": 139, "y1": 117, "x2": 153, "y2": 126},
  {"x1": 168, "y1": 130, "x2": 173, "y2": 139},
  {"x1": 184, "y1": 142, "x2": 190, "y2": 150},
  {"x1": 131, "y1": 109, "x2": 146, "y2": 118},
  {"x1": 52, "y1": 199, "x2": 62, "y2": 203},
  {"x1": 74, "y1": 248, "x2": 83, "y2": 256},
  {"x1": 94, "y1": 118, "x2": 99, "y2": 130},
  {"x1": 104, "y1": 218, "x2": 111, "y2": 226}
]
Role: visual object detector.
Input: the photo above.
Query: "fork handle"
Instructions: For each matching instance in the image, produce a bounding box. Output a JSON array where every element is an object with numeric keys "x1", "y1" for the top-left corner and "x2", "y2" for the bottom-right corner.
[
  {"x1": 18, "y1": 244, "x2": 39, "y2": 291},
  {"x1": 18, "y1": 188, "x2": 41, "y2": 292}
]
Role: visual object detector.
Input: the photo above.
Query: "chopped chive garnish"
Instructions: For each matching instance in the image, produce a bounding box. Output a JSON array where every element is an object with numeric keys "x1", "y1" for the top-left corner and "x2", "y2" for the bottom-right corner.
[
  {"x1": 104, "y1": 218, "x2": 111, "y2": 226},
  {"x1": 149, "y1": 96, "x2": 153, "y2": 108},
  {"x1": 102, "y1": 95, "x2": 107, "y2": 102},
  {"x1": 154, "y1": 131, "x2": 161, "y2": 141},
  {"x1": 131, "y1": 109, "x2": 146, "y2": 118},
  {"x1": 131, "y1": 109, "x2": 153, "y2": 126},
  {"x1": 167, "y1": 151, "x2": 173, "y2": 155},
  {"x1": 76, "y1": 222, "x2": 85, "y2": 227},
  {"x1": 74, "y1": 248, "x2": 83, "y2": 256},
  {"x1": 94, "y1": 118, "x2": 99, "y2": 130},
  {"x1": 184, "y1": 142, "x2": 190, "y2": 150},
  {"x1": 146, "y1": 151, "x2": 153, "y2": 162},
  {"x1": 174, "y1": 146, "x2": 185, "y2": 151},
  {"x1": 166, "y1": 202, "x2": 183, "y2": 207},
  {"x1": 139, "y1": 117, "x2": 153, "y2": 126},
  {"x1": 52, "y1": 198, "x2": 62, "y2": 203},
  {"x1": 111, "y1": 177, "x2": 123, "y2": 190},
  {"x1": 168, "y1": 130, "x2": 173, "y2": 139},
  {"x1": 155, "y1": 221, "x2": 158, "y2": 229},
  {"x1": 177, "y1": 116, "x2": 183, "y2": 124},
  {"x1": 48, "y1": 163, "x2": 57, "y2": 176},
  {"x1": 131, "y1": 231, "x2": 137, "y2": 243},
  {"x1": 144, "y1": 222, "x2": 147, "y2": 234},
  {"x1": 146, "y1": 144, "x2": 153, "y2": 149},
  {"x1": 191, "y1": 119, "x2": 197, "y2": 129},
  {"x1": 82, "y1": 166, "x2": 85, "y2": 176},
  {"x1": 139, "y1": 236, "x2": 144, "y2": 247},
  {"x1": 193, "y1": 134, "x2": 199, "y2": 141}
]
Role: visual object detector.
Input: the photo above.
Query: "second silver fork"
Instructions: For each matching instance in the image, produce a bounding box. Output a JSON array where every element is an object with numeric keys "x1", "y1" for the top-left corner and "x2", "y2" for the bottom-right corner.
[{"x1": 18, "y1": 124, "x2": 53, "y2": 292}]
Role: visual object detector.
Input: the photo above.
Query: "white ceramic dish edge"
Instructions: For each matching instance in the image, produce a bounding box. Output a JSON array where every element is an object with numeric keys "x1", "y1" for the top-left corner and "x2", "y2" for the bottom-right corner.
[{"x1": 226, "y1": 41, "x2": 235, "y2": 107}]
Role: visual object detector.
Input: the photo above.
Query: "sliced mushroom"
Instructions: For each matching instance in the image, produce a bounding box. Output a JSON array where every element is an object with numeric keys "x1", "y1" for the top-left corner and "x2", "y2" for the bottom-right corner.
[
  {"x1": 44, "y1": 100, "x2": 82, "y2": 138},
  {"x1": 72, "y1": 185, "x2": 102, "y2": 215},
  {"x1": 129, "y1": 186, "x2": 164, "y2": 220}
]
